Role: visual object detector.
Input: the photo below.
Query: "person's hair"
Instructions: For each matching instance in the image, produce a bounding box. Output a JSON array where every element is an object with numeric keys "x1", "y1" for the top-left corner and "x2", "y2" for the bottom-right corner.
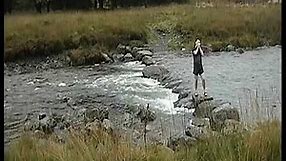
[{"x1": 195, "y1": 38, "x2": 201, "y2": 43}]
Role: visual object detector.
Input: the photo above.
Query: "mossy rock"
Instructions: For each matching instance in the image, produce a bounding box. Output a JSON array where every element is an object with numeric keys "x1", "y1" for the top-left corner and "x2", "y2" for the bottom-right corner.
[{"x1": 68, "y1": 48, "x2": 107, "y2": 66}]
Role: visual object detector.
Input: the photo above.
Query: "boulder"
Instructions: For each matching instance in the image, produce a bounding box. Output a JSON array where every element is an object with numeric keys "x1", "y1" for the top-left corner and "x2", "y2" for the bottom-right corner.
[
  {"x1": 123, "y1": 53, "x2": 134, "y2": 62},
  {"x1": 164, "y1": 79, "x2": 182, "y2": 89},
  {"x1": 191, "y1": 117, "x2": 211, "y2": 129},
  {"x1": 133, "y1": 50, "x2": 153, "y2": 61},
  {"x1": 222, "y1": 119, "x2": 247, "y2": 134},
  {"x1": 226, "y1": 44, "x2": 236, "y2": 52},
  {"x1": 33, "y1": 130, "x2": 45, "y2": 138},
  {"x1": 210, "y1": 103, "x2": 240, "y2": 131},
  {"x1": 38, "y1": 112, "x2": 47, "y2": 120},
  {"x1": 193, "y1": 101, "x2": 218, "y2": 118},
  {"x1": 201, "y1": 45, "x2": 212, "y2": 54},
  {"x1": 167, "y1": 133, "x2": 197, "y2": 151},
  {"x1": 185, "y1": 125, "x2": 211, "y2": 140},
  {"x1": 173, "y1": 97, "x2": 194, "y2": 109},
  {"x1": 112, "y1": 54, "x2": 125, "y2": 62},
  {"x1": 101, "y1": 53, "x2": 113, "y2": 63},
  {"x1": 136, "y1": 105, "x2": 156, "y2": 123},
  {"x1": 236, "y1": 48, "x2": 244, "y2": 54},
  {"x1": 123, "y1": 112, "x2": 135, "y2": 128},
  {"x1": 23, "y1": 120, "x2": 34, "y2": 131},
  {"x1": 116, "y1": 44, "x2": 132, "y2": 55},
  {"x1": 85, "y1": 107, "x2": 109, "y2": 122},
  {"x1": 142, "y1": 65, "x2": 169, "y2": 82},
  {"x1": 85, "y1": 119, "x2": 102, "y2": 132},
  {"x1": 132, "y1": 47, "x2": 151, "y2": 54},
  {"x1": 142, "y1": 56, "x2": 155, "y2": 66},
  {"x1": 39, "y1": 116, "x2": 57, "y2": 134},
  {"x1": 102, "y1": 119, "x2": 114, "y2": 133},
  {"x1": 178, "y1": 90, "x2": 190, "y2": 100}
]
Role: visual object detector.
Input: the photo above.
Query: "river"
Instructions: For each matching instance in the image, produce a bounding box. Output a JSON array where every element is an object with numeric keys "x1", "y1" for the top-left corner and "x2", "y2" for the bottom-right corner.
[{"x1": 4, "y1": 46, "x2": 281, "y2": 145}]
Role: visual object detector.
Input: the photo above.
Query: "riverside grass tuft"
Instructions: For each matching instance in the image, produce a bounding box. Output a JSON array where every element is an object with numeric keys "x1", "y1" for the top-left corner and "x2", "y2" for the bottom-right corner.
[
  {"x1": 5, "y1": 120, "x2": 281, "y2": 161},
  {"x1": 4, "y1": 4, "x2": 281, "y2": 61}
]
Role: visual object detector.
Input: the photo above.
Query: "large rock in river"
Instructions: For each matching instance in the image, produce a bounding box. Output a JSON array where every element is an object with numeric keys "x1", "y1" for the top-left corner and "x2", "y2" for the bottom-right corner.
[
  {"x1": 210, "y1": 103, "x2": 240, "y2": 131},
  {"x1": 142, "y1": 65, "x2": 169, "y2": 82},
  {"x1": 133, "y1": 50, "x2": 153, "y2": 61},
  {"x1": 142, "y1": 56, "x2": 155, "y2": 66}
]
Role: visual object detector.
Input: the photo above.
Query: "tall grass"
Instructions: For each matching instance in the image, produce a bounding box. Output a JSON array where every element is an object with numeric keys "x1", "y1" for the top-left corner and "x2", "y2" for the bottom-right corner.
[
  {"x1": 4, "y1": 4, "x2": 281, "y2": 61},
  {"x1": 5, "y1": 119, "x2": 281, "y2": 161}
]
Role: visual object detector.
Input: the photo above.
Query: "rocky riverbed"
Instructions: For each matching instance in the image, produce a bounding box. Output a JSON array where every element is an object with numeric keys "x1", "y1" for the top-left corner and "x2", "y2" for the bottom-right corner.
[{"x1": 4, "y1": 40, "x2": 281, "y2": 150}]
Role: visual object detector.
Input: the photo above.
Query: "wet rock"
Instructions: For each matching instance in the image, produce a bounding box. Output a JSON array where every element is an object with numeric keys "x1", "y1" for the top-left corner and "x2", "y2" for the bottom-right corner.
[
  {"x1": 33, "y1": 130, "x2": 45, "y2": 138},
  {"x1": 132, "y1": 47, "x2": 151, "y2": 54},
  {"x1": 102, "y1": 119, "x2": 114, "y2": 133},
  {"x1": 101, "y1": 53, "x2": 113, "y2": 63},
  {"x1": 116, "y1": 44, "x2": 132, "y2": 55},
  {"x1": 164, "y1": 79, "x2": 182, "y2": 89},
  {"x1": 123, "y1": 112, "x2": 135, "y2": 127},
  {"x1": 24, "y1": 120, "x2": 34, "y2": 131},
  {"x1": 85, "y1": 119, "x2": 102, "y2": 132},
  {"x1": 193, "y1": 101, "x2": 219, "y2": 118},
  {"x1": 173, "y1": 97, "x2": 194, "y2": 109},
  {"x1": 167, "y1": 133, "x2": 197, "y2": 151},
  {"x1": 133, "y1": 50, "x2": 153, "y2": 61},
  {"x1": 85, "y1": 107, "x2": 109, "y2": 122},
  {"x1": 222, "y1": 119, "x2": 247, "y2": 134},
  {"x1": 236, "y1": 48, "x2": 244, "y2": 54},
  {"x1": 142, "y1": 65, "x2": 169, "y2": 82},
  {"x1": 136, "y1": 105, "x2": 156, "y2": 123},
  {"x1": 191, "y1": 117, "x2": 210, "y2": 129},
  {"x1": 38, "y1": 112, "x2": 47, "y2": 120},
  {"x1": 145, "y1": 124, "x2": 152, "y2": 132},
  {"x1": 178, "y1": 90, "x2": 190, "y2": 100},
  {"x1": 39, "y1": 116, "x2": 57, "y2": 134},
  {"x1": 123, "y1": 53, "x2": 134, "y2": 62},
  {"x1": 112, "y1": 54, "x2": 125, "y2": 62},
  {"x1": 142, "y1": 56, "x2": 155, "y2": 66},
  {"x1": 185, "y1": 125, "x2": 210, "y2": 140},
  {"x1": 226, "y1": 44, "x2": 236, "y2": 52},
  {"x1": 201, "y1": 45, "x2": 212, "y2": 54},
  {"x1": 210, "y1": 103, "x2": 240, "y2": 131}
]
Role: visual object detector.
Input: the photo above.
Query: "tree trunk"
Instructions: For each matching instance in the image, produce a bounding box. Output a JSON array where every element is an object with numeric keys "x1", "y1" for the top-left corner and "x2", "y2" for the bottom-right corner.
[
  {"x1": 5, "y1": 0, "x2": 13, "y2": 14},
  {"x1": 47, "y1": 0, "x2": 51, "y2": 12},
  {"x1": 144, "y1": 0, "x2": 148, "y2": 8},
  {"x1": 94, "y1": 0, "x2": 97, "y2": 9},
  {"x1": 111, "y1": 0, "x2": 117, "y2": 9},
  {"x1": 35, "y1": 1, "x2": 42, "y2": 13},
  {"x1": 98, "y1": 0, "x2": 104, "y2": 9}
]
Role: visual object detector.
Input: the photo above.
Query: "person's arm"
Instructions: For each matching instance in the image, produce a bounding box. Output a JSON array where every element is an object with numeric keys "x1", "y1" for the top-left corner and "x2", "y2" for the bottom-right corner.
[
  {"x1": 193, "y1": 46, "x2": 199, "y2": 55},
  {"x1": 199, "y1": 46, "x2": 204, "y2": 56}
]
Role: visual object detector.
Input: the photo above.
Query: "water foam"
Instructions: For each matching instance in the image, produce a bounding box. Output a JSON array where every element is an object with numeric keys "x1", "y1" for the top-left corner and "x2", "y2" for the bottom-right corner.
[{"x1": 86, "y1": 62, "x2": 190, "y2": 115}]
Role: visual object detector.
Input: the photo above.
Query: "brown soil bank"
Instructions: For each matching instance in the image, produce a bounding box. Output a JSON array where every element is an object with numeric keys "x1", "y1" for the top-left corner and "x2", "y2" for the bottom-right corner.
[{"x1": 4, "y1": 4, "x2": 281, "y2": 62}]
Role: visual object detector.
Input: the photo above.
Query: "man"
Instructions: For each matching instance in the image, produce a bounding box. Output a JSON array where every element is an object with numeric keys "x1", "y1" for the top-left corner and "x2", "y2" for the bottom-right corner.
[{"x1": 192, "y1": 38, "x2": 207, "y2": 97}]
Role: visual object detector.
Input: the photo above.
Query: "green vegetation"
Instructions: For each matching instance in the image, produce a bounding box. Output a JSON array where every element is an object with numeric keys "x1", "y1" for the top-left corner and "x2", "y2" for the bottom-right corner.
[
  {"x1": 5, "y1": 120, "x2": 281, "y2": 161},
  {"x1": 4, "y1": 4, "x2": 281, "y2": 62}
]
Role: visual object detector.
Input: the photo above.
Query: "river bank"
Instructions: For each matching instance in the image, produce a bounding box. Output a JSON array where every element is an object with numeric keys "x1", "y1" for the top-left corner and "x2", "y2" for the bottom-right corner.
[{"x1": 5, "y1": 4, "x2": 281, "y2": 62}]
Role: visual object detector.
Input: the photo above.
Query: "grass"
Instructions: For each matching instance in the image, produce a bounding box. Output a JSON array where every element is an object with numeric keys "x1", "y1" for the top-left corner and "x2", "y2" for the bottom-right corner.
[
  {"x1": 5, "y1": 119, "x2": 281, "y2": 161},
  {"x1": 4, "y1": 3, "x2": 281, "y2": 62}
]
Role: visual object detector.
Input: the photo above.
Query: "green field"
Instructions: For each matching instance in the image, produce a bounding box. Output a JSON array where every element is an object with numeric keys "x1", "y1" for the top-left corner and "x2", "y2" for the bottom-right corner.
[{"x1": 4, "y1": 4, "x2": 281, "y2": 61}]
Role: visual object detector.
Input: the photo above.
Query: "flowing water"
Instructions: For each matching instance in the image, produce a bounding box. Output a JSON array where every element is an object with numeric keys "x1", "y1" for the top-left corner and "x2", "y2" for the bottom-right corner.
[{"x1": 4, "y1": 46, "x2": 282, "y2": 145}]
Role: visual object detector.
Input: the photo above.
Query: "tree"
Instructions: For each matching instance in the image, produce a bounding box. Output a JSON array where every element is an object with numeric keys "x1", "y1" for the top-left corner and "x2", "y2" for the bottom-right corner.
[
  {"x1": 34, "y1": 0, "x2": 42, "y2": 13},
  {"x1": 4, "y1": 0, "x2": 13, "y2": 14},
  {"x1": 99, "y1": 0, "x2": 104, "y2": 9}
]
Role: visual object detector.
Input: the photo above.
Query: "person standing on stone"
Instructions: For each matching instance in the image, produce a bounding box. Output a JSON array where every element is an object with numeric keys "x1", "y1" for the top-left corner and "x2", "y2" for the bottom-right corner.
[{"x1": 192, "y1": 38, "x2": 207, "y2": 97}]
